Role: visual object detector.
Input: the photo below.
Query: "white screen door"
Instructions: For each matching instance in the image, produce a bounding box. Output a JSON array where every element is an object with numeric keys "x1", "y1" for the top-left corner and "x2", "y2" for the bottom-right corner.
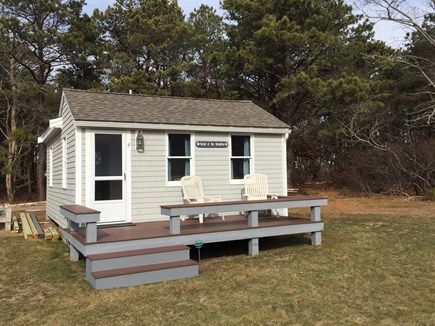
[{"x1": 91, "y1": 132, "x2": 127, "y2": 223}]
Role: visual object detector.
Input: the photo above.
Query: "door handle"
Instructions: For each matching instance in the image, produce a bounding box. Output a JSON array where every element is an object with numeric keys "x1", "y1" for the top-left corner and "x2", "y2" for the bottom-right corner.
[{"x1": 124, "y1": 173, "x2": 126, "y2": 181}]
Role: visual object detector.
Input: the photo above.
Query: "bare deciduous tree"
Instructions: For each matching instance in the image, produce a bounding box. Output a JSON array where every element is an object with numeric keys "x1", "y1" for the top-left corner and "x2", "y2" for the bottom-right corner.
[
  {"x1": 339, "y1": 1, "x2": 435, "y2": 196},
  {"x1": 354, "y1": 0, "x2": 435, "y2": 124}
]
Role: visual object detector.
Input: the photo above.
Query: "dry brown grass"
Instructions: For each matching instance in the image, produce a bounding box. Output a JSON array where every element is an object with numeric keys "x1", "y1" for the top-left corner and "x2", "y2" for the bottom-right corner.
[
  {"x1": 298, "y1": 189, "x2": 435, "y2": 217},
  {"x1": 0, "y1": 194, "x2": 434, "y2": 325}
]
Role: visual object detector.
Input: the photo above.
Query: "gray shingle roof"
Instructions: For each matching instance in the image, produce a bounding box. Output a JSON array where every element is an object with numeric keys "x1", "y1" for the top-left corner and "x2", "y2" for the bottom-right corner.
[{"x1": 63, "y1": 89, "x2": 290, "y2": 129}]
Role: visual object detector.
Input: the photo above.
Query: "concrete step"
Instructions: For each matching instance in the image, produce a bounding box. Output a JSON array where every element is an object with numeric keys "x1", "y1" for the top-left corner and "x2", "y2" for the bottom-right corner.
[
  {"x1": 87, "y1": 259, "x2": 199, "y2": 290},
  {"x1": 86, "y1": 245, "x2": 190, "y2": 273}
]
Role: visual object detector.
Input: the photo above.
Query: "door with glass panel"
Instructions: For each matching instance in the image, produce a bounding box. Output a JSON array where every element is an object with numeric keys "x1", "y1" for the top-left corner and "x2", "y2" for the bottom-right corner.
[{"x1": 91, "y1": 132, "x2": 127, "y2": 223}]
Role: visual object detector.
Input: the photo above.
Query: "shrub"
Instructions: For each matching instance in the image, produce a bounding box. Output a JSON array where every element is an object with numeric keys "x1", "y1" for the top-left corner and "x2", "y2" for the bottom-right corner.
[{"x1": 425, "y1": 188, "x2": 435, "y2": 201}]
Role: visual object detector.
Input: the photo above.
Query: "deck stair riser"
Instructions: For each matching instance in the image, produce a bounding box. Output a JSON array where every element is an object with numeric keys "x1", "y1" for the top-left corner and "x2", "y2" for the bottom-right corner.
[
  {"x1": 88, "y1": 261, "x2": 198, "y2": 290},
  {"x1": 85, "y1": 245, "x2": 198, "y2": 290},
  {"x1": 86, "y1": 245, "x2": 190, "y2": 273}
]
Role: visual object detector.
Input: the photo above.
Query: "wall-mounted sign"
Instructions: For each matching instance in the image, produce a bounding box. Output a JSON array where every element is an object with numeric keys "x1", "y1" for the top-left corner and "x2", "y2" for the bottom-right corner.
[{"x1": 196, "y1": 141, "x2": 228, "y2": 148}]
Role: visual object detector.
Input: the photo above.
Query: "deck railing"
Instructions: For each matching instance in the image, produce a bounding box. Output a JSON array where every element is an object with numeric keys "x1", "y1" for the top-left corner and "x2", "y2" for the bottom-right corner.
[{"x1": 161, "y1": 195, "x2": 328, "y2": 254}]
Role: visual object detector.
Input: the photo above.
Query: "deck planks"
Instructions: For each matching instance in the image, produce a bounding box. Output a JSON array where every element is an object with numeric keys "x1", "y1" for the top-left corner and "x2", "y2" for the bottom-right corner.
[{"x1": 67, "y1": 215, "x2": 320, "y2": 245}]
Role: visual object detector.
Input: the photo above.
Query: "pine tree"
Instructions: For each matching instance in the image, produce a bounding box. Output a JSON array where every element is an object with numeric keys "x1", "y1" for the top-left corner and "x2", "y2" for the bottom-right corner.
[
  {"x1": 97, "y1": 0, "x2": 190, "y2": 95},
  {"x1": 1, "y1": 0, "x2": 84, "y2": 199},
  {"x1": 222, "y1": 0, "x2": 389, "y2": 185}
]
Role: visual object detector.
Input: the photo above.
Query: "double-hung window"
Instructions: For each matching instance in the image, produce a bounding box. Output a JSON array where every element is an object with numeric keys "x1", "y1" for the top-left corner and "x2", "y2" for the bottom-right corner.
[
  {"x1": 231, "y1": 135, "x2": 251, "y2": 179},
  {"x1": 168, "y1": 133, "x2": 191, "y2": 182}
]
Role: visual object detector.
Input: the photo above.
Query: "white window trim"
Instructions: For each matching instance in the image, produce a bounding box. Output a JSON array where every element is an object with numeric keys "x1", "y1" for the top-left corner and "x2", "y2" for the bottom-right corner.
[
  {"x1": 62, "y1": 137, "x2": 67, "y2": 189},
  {"x1": 85, "y1": 129, "x2": 91, "y2": 208},
  {"x1": 86, "y1": 130, "x2": 131, "y2": 223},
  {"x1": 166, "y1": 132, "x2": 194, "y2": 187},
  {"x1": 75, "y1": 128, "x2": 82, "y2": 204},
  {"x1": 229, "y1": 134, "x2": 254, "y2": 184},
  {"x1": 49, "y1": 147, "x2": 53, "y2": 187}
]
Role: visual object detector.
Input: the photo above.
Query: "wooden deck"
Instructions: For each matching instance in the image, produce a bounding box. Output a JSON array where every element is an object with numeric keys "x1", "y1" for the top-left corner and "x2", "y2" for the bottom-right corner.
[
  {"x1": 64, "y1": 214, "x2": 324, "y2": 259},
  {"x1": 67, "y1": 214, "x2": 319, "y2": 245},
  {"x1": 61, "y1": 197, "x2": 327, "y2": 289}
]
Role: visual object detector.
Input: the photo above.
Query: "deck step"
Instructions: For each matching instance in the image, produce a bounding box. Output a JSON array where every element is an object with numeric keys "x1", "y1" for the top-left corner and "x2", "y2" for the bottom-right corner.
[
  {"x1": 86, "y1": 245, "x2": 190, "y2": 272},
  {"x1": 88, "y1": 260, "x2": 199, "y2": 290},
  {"x1": 85, "y1": 245, "x2": 198, "y2": 290}
]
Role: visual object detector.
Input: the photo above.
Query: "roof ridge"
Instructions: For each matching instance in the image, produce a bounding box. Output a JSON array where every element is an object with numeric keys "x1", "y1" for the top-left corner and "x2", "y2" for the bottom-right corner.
[{"x1": 62, "y1": 88, "x2": 254, "y2": 104}]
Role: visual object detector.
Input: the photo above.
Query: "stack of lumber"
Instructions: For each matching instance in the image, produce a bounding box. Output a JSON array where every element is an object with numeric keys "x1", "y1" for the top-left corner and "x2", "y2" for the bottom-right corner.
[
  {"x1": 20, "y1": 213, "x2": 33, "y2": 239},
  {"x1": 18, "y1": 212, "x2": 60, "y2": 240},
  {"x1": 12, "y1": 216, "x2": 20, "y2": 232},
  {"x1": 44, "y1": 227, "x2": 60, "y2": 240}
]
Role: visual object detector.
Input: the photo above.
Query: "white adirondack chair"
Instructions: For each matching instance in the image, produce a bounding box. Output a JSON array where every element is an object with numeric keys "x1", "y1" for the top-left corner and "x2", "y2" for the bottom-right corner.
[
  {"x1": 243, "y1": 173, "x2": 279, "y2": 217},
  {"x1": 180, "y1": 176, "x2": 225, "y2": 223}
]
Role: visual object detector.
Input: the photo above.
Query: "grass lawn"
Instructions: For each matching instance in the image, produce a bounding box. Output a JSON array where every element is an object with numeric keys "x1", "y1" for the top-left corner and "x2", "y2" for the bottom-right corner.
[{"x1": 0, "y1": 196, "x2": 434, "y2": 325}]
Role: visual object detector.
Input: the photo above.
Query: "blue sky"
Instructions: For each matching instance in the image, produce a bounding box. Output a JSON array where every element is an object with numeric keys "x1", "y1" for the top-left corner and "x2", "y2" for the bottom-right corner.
[
  {"x1": 84, "y1": 0, "x2": 222, "y2": 16},
  {"x1": 83, "y1": 0, "x2": 427, "y2": 47}
]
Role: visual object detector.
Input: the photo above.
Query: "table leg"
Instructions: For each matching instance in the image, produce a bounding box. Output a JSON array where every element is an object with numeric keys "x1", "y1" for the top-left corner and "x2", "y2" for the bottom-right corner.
[
  {"x1": 310, "y1": 206, "x2": 321, "y2": 222},
  {"x1": 311, "y1": 206, "x2": 322, "y2": 245},
  {"x1": 86, "y1": 222, "x2": 98, "y2": 243},
  {"x1": 170, "y1": 215, "x2": 181, "y2": 234},
  {"x1": 248, "y1": 210, "x2": 259, "y2": 227}
]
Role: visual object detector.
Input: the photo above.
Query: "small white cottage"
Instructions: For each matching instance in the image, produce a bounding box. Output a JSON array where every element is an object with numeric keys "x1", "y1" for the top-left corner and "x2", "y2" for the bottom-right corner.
[{"x1": 38, "y1": 89, "x2": 291, "y2": 227}]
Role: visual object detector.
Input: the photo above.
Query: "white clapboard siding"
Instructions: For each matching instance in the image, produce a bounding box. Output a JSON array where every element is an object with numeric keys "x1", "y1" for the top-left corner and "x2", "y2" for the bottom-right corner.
[
  {"x1": 129, "y1": 131, "x2": 286, "y2": 221},
  {"x1": 254, "y1": 134, "x2": 284, "y2": 194},
  {"x1": 46, "y1": 97, "x2": 77, "y2": 228}
]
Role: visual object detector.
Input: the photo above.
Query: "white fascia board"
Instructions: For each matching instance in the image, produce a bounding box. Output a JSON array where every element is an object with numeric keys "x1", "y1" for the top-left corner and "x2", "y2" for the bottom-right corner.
[
  {"x1": 58, "y1": 92, "x2": 66, "y2": 116},
  {"x1": 38, "y1": 117, "x2": 64, "y2": 144},
  {"x1": 38, "y1": 126, "x2": 61, "y2": 144},
  {"x1": 37, "y1": 135, "x2": 47, "y2": 144},
  {"x1": 49, "y1": 117, "x2": 63, "y2": 129},
  {"x1": 74, "y1": 120, "x2": 291, "y2": 135}
]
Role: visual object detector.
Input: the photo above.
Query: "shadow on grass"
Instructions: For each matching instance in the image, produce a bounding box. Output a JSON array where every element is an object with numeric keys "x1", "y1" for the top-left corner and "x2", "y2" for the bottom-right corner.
[{"x1": 190, "y1": 234, "x2": 310, "y2": 260}]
